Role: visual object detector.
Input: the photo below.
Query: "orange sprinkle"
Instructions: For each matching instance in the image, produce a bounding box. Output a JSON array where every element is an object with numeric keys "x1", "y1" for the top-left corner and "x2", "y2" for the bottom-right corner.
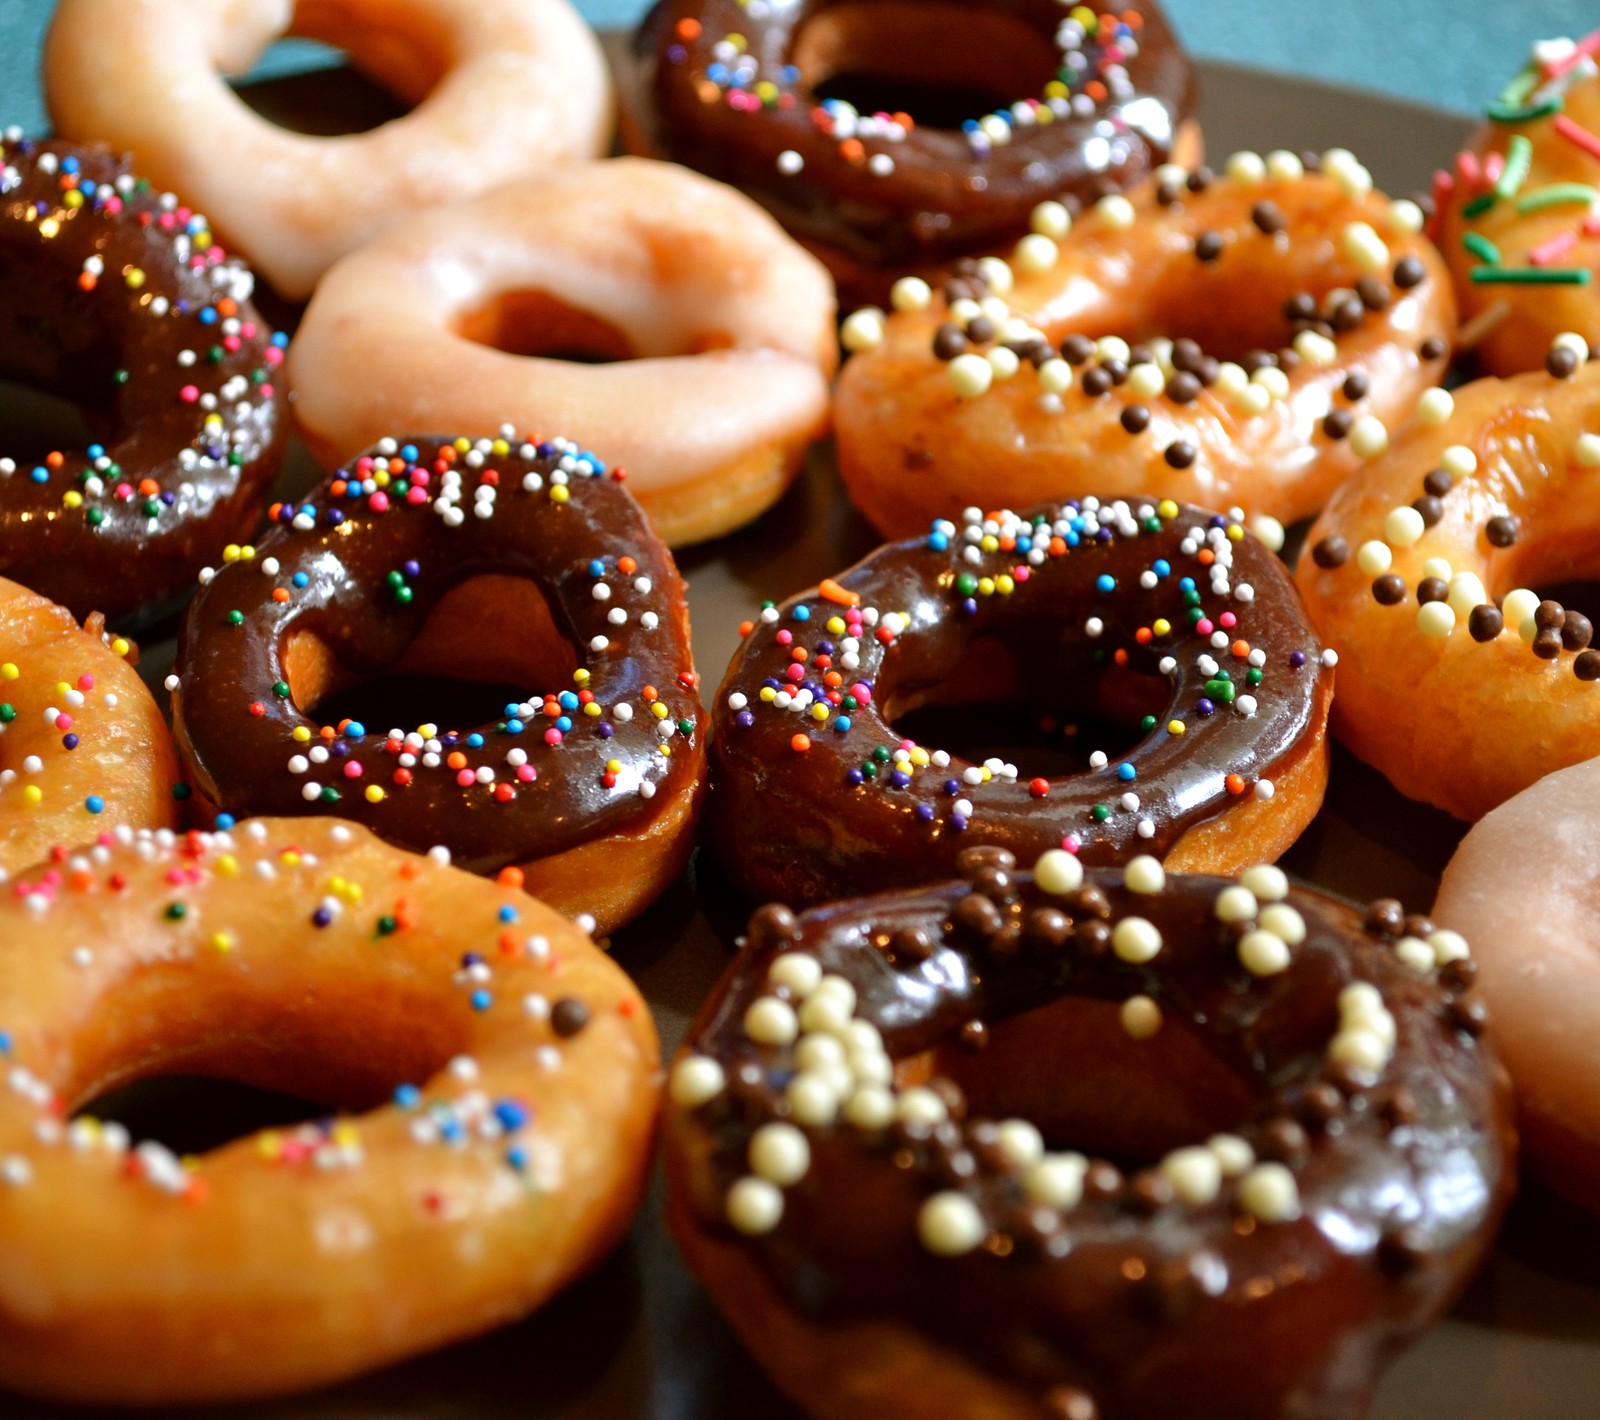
[
  {"x1": 77, "y1": 271, "x2": 96, "y2": 291},
  {"x1": 446, "y1": 751, "x2": 468, "y2": 771},
  {"x1": 1049, "y1": 537, "x2": 1067, "y2": 556},
  {"x1": 675, "y1": 16, "x2": 702, "y2": 39},
  {"x1": 1198, "y1": 549, "x2": 1215, "y2": 565},
  {"x1": 790, "y1": 734, "x2": 811, "y2": 752},
  {"x1": 738, "y1": 619, "x2": 755, "y2": 637},
  {"x1": 824, "y1": 671, "x2": 843, "y2": 687},
  {"x1": 818, "y1": 577, "x2": 860, "y2": 607},
  {"x1": 496, "y1": 866, "x2": 525, "y2": 889},
  {"x1": 618, "y1": 998, "x2": 639, "y2": 1018},
  {"x1": 618, "y1": 556, "x2": 637, "y2": 575},
  {"x1": 839, "y1": 138, "x2": 866, "y2": 164},
  {"x1": 271, "y1": 588, "x2": 290, "y2": 603},
  {"x1": 1085, "y1": 80, "x2": 1107, "y2": 102},
  {"x1": 1134, "y1": 627, "x2": 1153, "y2": 646},
  {"x1": 498, "y1": 929, "x2": 521, "y2": 956},
  {"x1": 1225, "y1": 774, "x2": 1247, "y2": 796},
  {"x1": 642, "y1": 685, "x2": 658, "y2": 702},
  {"x1": 216, "y1": 298, "x2": 237, "y2": 318},
  {"x1": 399, "y1": 862, "x2": 422, "y2": 880},
  {"x1": 1231, "y1": 639, "x2": 1251, "y2": 659},
  {"x1": 47, "y1": 451, "x2": 64, "y2": 470},
  {"x1": 1113, "y1": 648, "x2": 1130, "y2": 666},
  {"x1": 137, "y1": 477, "x2": 158, "y2": 496}
]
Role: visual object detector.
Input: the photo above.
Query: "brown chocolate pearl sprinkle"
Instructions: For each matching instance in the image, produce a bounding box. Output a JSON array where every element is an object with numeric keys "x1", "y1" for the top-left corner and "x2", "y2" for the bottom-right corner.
[
  {"x1": 1469, "y1": 605, "x2": 1505, "y2": 642},
  {"x1": 1194, "y1": 230, "x2": 1224, "y2": 262},
  {"x1": 1422, "y1": 468, "x2": 1453, "y2": 497},
  {"x1": 1562, "y1": 613, "x2": 1594, "y2": 652},
  {"x1": 1393, "y1": 255, "x2": 1427, "y2": 289},
  {"x1": 1163, "y1": 440, "x2": 1196, "y2": 468},
  {"x1": 1372, "y1": 574, "x2": 1407, "y2": 605},
  {"x1": 1417, "y1": 578, "x2": 1448, "y2": 605},
  {"x1": 1311, "y1": 536, "x2": 1350, "y2": 569},
  {"x1": 965, "y1": 315, "x2": 997, "y2": 346},
  {"x1": 1251, "y1": 201, "x2": 1287, "y2": 235},
  {"x1": 1343, "y1": 370, "x2": 1372, "y2": 401},
  {"x1": 1547, "y1": 344, "x2": 1581, "y2": 379},
  {"x1": 1166, "y1": 371, "x2": 1202, "y2": 404},
  {"x1": 1419, "y1": 336, "x2": 1448, "y2": 361},
  {"x1": 1323, "y1": 409, "x2": 1354, "y2": 440},
  {"x1": 932, "y1": 325, "x2": 966, "y2": 361},
  {"x1": 1355, "y1": 276, "x2": 1391, "y2": 311},
  {"x1": 1576, "y1": 650, "x2": 1600, "y2": 681},
  {"x1": 1121, "y1": 404, "x2": 1152, "y2": 434},
  {"x1": 1533, "y1": 629, "x2": 1564, "y2": 660},
  {"x1": 1413, "y1": 495, "x2": 1444, "y2": 527},
  {"x1": 1485, "y1": 515, "x2": 1521, "y2": 548},
  {"x1": 549, "y1": 998, "x2": 590, "y2": 1038}
]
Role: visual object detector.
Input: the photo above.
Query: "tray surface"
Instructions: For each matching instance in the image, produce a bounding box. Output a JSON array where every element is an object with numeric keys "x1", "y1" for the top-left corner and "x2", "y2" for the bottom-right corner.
[{"x1": 5, "y1": 53, "x2": 1600, "y2": 1420}]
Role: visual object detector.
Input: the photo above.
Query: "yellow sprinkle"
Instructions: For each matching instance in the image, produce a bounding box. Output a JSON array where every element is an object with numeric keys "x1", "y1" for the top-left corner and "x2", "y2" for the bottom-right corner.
[
  {"x1": 1153, "y1": 618, "x2": 1171, "y2": 636},
  {"x1": 215, "y1": 854, "x2": 239, "y2": 877},
  {"x1": 491, "y1": 438, "x2": 510, "y2": 456},
  {"x1": 583, "y1": 702, "x2": 601, "y2": 717},
  {"x1": 978, "y1": 577, "x2": 995, "y2": 596},
  {"x1": 123, "y1": 267, "x2": 145, "y2": 289},
  {"x1": 759, "y1": 686, "x2": 777, "y2": 702},
  {"x1": 1158, "y1": 499, "x2": 1179, "y2": 519},
  {"x1": 2, "y1": 663, "x2": 18, "y2": 680},
  {"x1": 909, "y1": 747, "x2": 930, "y2": 767},
  {"x1": 1044, "y1": 80, "x2": 1069, "y2": 100},
  {"x1": 1226, "y1": 525, "x2": 1244, "y2": 541},
  {"x1": 1168, "y1": 720, "x2": 1186, "y2": 735},
  {"x1": 980, "y1": 535, "x2": 999, "y2": 553},
  {"x1": 454, "y1": 437, "x2": 472, "y2": 453},
  {"x1": 658, "y1": 743, "x2": 672, "y2": 757},
  {"x1": 364, "y1": 786, "x2": 385, "y2": 804},
  {"x1": 332, "y1": 1122, "x2": 360, "y2": 1148},
  {"x1": 605, "y1": 759, "x2": 623, "y2": 774},
  {"x1": 209, "y1": 932, "x2": 235, "y2": 953},
  {"x1": 111, "y1": 638, "x2": 130, "y2": 658},
  {"x1": 62, "y1": 490, "x2": 82, "y2": 509},
  {"x1": 810, "y1": 703, "x2": 828, "y2": 722},
  {"x1": 280, "y1": 850, "x2": 302, "y2": 868},
  {"x1": 292, "y1": 726, "x2": 312, "y2": 743},
  {"x1": 549, "y1": 485, "x2": 570, "y2": 503},
  {"x1": 418, "y1": 723, "x2": 438, "y2": 740},
  {"x1": 572, "y1": 670, "x2": 590, "y2": 686},
  {"x1": 726, "y1": 31, "x2": 747, "y2": 51},
  {"x1": 372, "y1": 470, "x2": 391, "y2": 489},
  {"x1": 826, "y1": 616, "x2": 846, "y2": 634},
  {"x1": 223, "y1": 544, "x2": 242, "y2": 563},
  {"x1": 257, "y1": 1131, "x2": 282, "y2": 1160},
  {"x1": 651, "y1": 702, "x2": 670, "y2": 720},
  {"x1": 21, "y1": 786, "x2": 42, "y2": 807},
  {"x1": 55, "y1": 682, "x2": 70, "y2": 697},
  {"x1": 995, "y1": 574, "x2": 1015, "y2": 595},
  {"x1": 63, "y1": 190, "x2": 83, "y2": 209}
]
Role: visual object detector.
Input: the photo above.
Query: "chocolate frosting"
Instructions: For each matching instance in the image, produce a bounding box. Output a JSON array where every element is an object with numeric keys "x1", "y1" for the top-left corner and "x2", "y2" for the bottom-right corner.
[
  {"x1": 172, "y1": 435, "x2": 702, "y2": 875},
  {"x1": 625, "y1": 0, "x2": 1195, "y2": 274},
  {"x1": 669, "y1": 858, "x2": 1516, "y2": 1419},
  {"x1": 710, "y1": 499, "x2": 1332, "y2": 906},
  {"x1": 0, "y1": 138, "x2": 285, "y2": 623}
]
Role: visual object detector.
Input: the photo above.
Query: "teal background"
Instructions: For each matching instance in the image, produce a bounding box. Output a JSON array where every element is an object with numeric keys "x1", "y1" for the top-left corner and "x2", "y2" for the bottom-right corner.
[{"x1": 1, "y1": 0, "x2": 1596, "y2": 128}]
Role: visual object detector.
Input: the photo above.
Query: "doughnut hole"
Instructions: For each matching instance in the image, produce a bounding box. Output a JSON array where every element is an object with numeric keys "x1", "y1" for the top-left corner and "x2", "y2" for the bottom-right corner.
[
  {"x1": 222, "y1": 0, "x2": 451, "y2": 136},
  {"x1": 791, "y1": 2, "x2": 1059, "y2": 131},
  {"x1": 908, "y1": 995, "x2": 1256, "y2": 1165},
  {"x1": 0, "y1": 374, "x2": 102, "y2": 470},
  {"x1": 877, "y1": 630, "x2": 1170, "y2": 785},
  {"x1": 280, "y1": 572, "x2": 579, "y2": 730},
  {"x1": 455, "y1": 291, "x2": 641, "y2": 365}
]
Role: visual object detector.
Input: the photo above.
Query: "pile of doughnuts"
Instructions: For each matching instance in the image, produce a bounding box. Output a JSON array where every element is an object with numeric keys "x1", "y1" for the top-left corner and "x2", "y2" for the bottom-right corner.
[{"x1": 0, "y1": 0, "x2": 1596, "y2": 1412}]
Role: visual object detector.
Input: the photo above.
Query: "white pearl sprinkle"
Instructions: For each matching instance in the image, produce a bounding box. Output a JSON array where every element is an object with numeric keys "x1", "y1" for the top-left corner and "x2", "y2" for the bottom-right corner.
[{"x1": 918, "y1": 1191, "x2": 987, "y2": 1255}]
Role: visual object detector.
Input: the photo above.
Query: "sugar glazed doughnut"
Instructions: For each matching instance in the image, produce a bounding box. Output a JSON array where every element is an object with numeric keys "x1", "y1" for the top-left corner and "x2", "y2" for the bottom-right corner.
[
  {"x1": 0, "y1": 137, "x2": 286, "y2": 623},
  {"x1": 667, "y1": 850, "x2": 1515, "y2": 1420},
  {"x1": 288, "y1": 159, "x2": 837, "y2": 547},
  {"x1": 45, "y1": 0, "x2": 613, "y2": 300},
  {"x1": 0, "y1": 576, "x2": 179, "y2": 872},
  {"x1": 1434, "y1": 32, "x2": 1600, "y2": 376},
  {"x1": 171, "y1": 433, "x2": 706, "y2": 933},
  {"x1": 1295, "y1": 355, "x2": 1600, "y2": 821},
  {"x1": 622, "y1": 0, "x2": 1198, "y2": 304},
  {"x1": 0, "y1": 817, "x2": 659, "y2": 1403},
  {"x1": 1435, "y1": 755, "x2": 1600, "y2": 1213},
  {"x1": 834, "y1": 152, "x2": 1455, "y2": 539},
  {"x1": 710, "y1": 500, "x2": 1334, "y2": 908}
]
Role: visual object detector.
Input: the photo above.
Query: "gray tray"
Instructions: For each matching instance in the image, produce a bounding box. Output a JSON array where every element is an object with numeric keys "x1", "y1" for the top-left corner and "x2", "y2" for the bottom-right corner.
[{"x1": 10, "y1": 55, "x2": 1600, "y2": 1420}]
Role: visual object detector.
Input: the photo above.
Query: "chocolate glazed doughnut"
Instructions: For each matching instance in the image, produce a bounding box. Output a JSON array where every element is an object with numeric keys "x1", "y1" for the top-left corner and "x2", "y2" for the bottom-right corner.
[
  {"x1": 711, "y1": 499, "x2": 1333, "y2": 907},
  {"x1": 621, "y1": 1, "x2": 1198, "y2": 303},
  {"x1": 0, "y1": 137, "x2": 285, "y2": 623},
  {"x1": 666, "y1": 851, "x2": 1516, "y2": 1420},
  {"x1": 171, "y1": 432, "x2": 705, "y2": 933}
]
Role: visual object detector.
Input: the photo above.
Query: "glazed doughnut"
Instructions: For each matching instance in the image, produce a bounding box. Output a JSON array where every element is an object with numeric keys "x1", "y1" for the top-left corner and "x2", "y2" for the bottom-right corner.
[
  {"x1": 835, "y1": 152, "x2": 1456, "y2": 538},
  {"x1": 1434, "y1": 755, "x2": 1600, "y2": 1213},
  {"x1": 667, "y1": 849, "x2": 1515, "y2": 1420},
  {"x1": 621, "y1": 0, "x2": 1199, "y2": 305},
  {"x1": 0, "y1": 576, "x2": 179, "y2": 872},
  {"x1": 0, "y1": 137, "x2": 286, "y2": 623},
  {"x1": 0, "y1": 816, "x2": 659, "y2": 1404},
  {"x1": 288, "y1": 159, "x2": 837, "y2": 547},
  {"x1": 710, "y1": 499, "x2": 1334, "y2": 908},
  {"x1": 1434, "y1": 32, "x2": 1599, "y2": 375},
  {"x1": 171, "y1": 431, "x2": 706, "y2": 934},
  {"x1": 45, "y1": 0, "x2": 612, "y2": 300},
  {"x1": 1295, "y1": 354, "x2": 1600, "y2": 821}
]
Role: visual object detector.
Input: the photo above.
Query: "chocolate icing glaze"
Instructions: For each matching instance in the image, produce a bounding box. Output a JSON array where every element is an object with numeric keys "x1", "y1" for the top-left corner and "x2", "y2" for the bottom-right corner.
[
  {"x1": 172, "y1": 435, "x2": 703, "y2": 875},
  {"x1": 710, "y1": 499, "x2": 1332, "y2": 906},
  {"x1": 623, "y1": 0, "x2": 1195, "y2": 279},
  {"x1": 0, "y1": 139, "x2": 285, "y2": 623},
  {"x1": 669, "y1": 859, "x2": 1516, "y2": 1420}
]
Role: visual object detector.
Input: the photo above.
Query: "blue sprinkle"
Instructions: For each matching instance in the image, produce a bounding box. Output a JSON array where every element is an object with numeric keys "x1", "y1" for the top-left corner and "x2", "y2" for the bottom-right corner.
[
  {"x1": 1096, "y1": 574, "x2": 1116, "y2": 593},
  {"x1": 1197, "y1": 698, "x2": 1215, "y2": 717},
  {"x1": 498, "y1": 905, "x2": 518, "y2": 923},
  {"x1": 403, "y1": 560, "x2": 420, "y2": 577},
  {"x1": 198, "y1": 307, "x2": 217, "y2": 325},
  {"x1": 951, "y1": 813, "x2": 969, "y2": 831},
  {"x1": 494, "y1": 1101, "x2": 529, "y2": 1131},
  {"x1": 889, "y1": 770, "x2": 911, "y2": 788},
  {"x1": 87, "y1": 443, "x2": 105, "y2": 459},
  {"x1": 311, "y1": 906, "x2": 334, "y2": 928},
  {"x1": 506, "y1": 1145, "x2": 529, "y2": 1170},
  {"x1": 558, "y1": 691, "x2": 579, "y2": 711},
  {"x1": 470, "y1": 989, "x2": 493, "y2": 1012},
  {"x1": 588, "y1": 559, "x2": 605, "y2": 577},
  {"x1": 556, "y1": 716, "x2": 572, "y2": 733},
  {"x1": 833, "y1": 716, "x2": 852, "y2": 733},
  {"x1": 962, "y1": 598, "x2": 978, "y2": 615},
  {"x1": 272, "y1": 331, "x2": 289, "y2": 347},
  {"x1": 0, "y1": 1032, "x2": 10, "y2": 1055},
  {"x1": 466, "y1": 733, "x2": 484, "y2": 748},
  {"x1": 215, "y1": 813, "x2": 235, "y2": 830},
  {"x1": 927, "y1": 532, "x2": 949, "y2": 551},
  {"x1": 1180, "y1": 577, "x2": 1196, "y2": 592},
  {"x1": 1153, "y1": 559, "x2": 1171, "y2": 577},
  {"x1": 394, "y1": 1083, "x2": 421, "y2": 1109},
  {"x1": 62, "y1": 733, "x2": 78, "y2": 750},
  {"x1": 400, "y1": 445, "x2": 419, "y2": 463},
  {"x1": 345, "y1": 721, "x2": 366, "y2": 739},
  {"x1": 1116, "y1": 763, "x2": 1137, "y2": 782},
  {"x1": 292, "y1": 572, "x2": 308, "y2": 588},
  {"x1": 29, "y1": 467, "x2": 47, "y2": 484},
  {"x1": 793, "y1": 606, "x2": 810, "y2": 621},
  {"x1": 944, "y1": 779, "x2": 961, "y2": 795},
  {"x1": 505, "y1": 718, "x2": 524, "y2": 734},
  {"x1": 84, "y1": 795, "x2": 104, "y2": 814}
]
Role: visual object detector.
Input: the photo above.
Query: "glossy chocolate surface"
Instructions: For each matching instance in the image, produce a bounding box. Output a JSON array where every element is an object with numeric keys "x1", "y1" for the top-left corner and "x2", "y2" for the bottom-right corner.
[
  {"x1": 0, "y1": 138, "x2": 285, "y2": 622},
  {"x1": 172, "y1": 435, "x2": 702, "y2": 875},
  {"x1": 711, "y1": 499, "x2": 1332, "y2": 905},
  {"x1": 625, "y1": 0, "x2": 1195, "y2": 275},
  {"x1": 670, "y1": 860, "x2": 1516, "y2": 1419}
]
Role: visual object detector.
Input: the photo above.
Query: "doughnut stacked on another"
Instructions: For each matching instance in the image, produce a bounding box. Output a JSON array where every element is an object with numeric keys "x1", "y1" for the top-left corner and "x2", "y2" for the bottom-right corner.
[
  {"x1": 667, "y1": 849, "x2": 1515, "y2": 1420},
  {"x1": 835, "y1": 149, "x2": 1455, "y2": 537},
  {"x1": 0, "y1": 136, "x2": 286, "y2": 623},
  {"x1": 622, "y1": 0, "x2": 1199, "y2": 304},
  {"x1": 171, "y1": 431, "x2": 706, "y2": 933}
]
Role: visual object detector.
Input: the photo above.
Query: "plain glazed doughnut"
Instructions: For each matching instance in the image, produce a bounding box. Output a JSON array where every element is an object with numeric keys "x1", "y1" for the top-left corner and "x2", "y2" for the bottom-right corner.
[
  {"x1": 710, "y1": 499, "x2": 1334, "y2": 908},
  {"x1": 1434, "y1": 755, "x2": 1600, "y2": 1213},
  {"x1": 0, "y1": 816, "x2": 659, "y2": 1404},
  {"x1": 667, "y1": 849, "x2": 1515, "y2": 1420},
  {"x1": 171, "y1": 432, "x2": 706, "y2": 934},
  {"x1": 1295, "y1": 355, "x2": 1600, "y2": 821},
  {"x1": 0, "y1": 137, "x2": 286, "y2": 623},
  {"x1": 1434, "y1": 32, "x2": 1599, "y2": 376},
  {"x1": 0, "y1": 576, "x2": 179, "y2": 872},
  {"x1": 288, "y1": 159, "x2": 837, "y2": 546},
  {"x1": 835, "y1": 152, "x2": 1455, "y2": 538},
  {"x1": 44, "y1": 0, "x2": 613, "y2": 300},
  {"x1": 621, "y1": 0, "x2": 1199, "y2": 306}
]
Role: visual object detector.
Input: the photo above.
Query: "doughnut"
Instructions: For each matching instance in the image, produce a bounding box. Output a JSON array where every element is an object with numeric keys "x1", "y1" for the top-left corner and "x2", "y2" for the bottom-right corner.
[
  {"x1": 710, "y1": 498, "x2": 1335, "y2": 908},
  {"x1": 0, "y1": 816, "x2": 659, "y2": 1404},
  {"x1": 1434, "y1": 32, "x2": 1599, "y2": 375},
  {"x1": 0, "y1": 576, "x2": 179, "y2": 872},
  {"x1": 287, "y1": 159, "x2": 837, "y2": 547},
  {"x1": 44, "y1": 0, "x2": 612, "y2": 300},
  {"x1": 1295, "y1": 353, "x2": 1600, "y2": 821},
  {"x1": 834, "y1": 152, "x2": 1456, "y2": 538},
  {"x1": 666, "y1": 848, "x2": 1515, "y2": 1420},
  {"x1": 170, "y1": 431, "x2": 706, "y2": 934},
  {"x1": 1434, "y1": 756, "x2": 1600, "y2": 1213},
  {"x1": 621, "y1": 0, "x2": 1199, "y2": 305},
  {"x1": 0, "y1": 136, "x2": 286, "y2": 623}
]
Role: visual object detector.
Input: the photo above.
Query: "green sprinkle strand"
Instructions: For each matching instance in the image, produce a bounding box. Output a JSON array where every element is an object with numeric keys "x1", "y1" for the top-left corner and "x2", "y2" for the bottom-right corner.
[{"x1": 1469, "y1": 266, "x2": 1592, "y2": 285}]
